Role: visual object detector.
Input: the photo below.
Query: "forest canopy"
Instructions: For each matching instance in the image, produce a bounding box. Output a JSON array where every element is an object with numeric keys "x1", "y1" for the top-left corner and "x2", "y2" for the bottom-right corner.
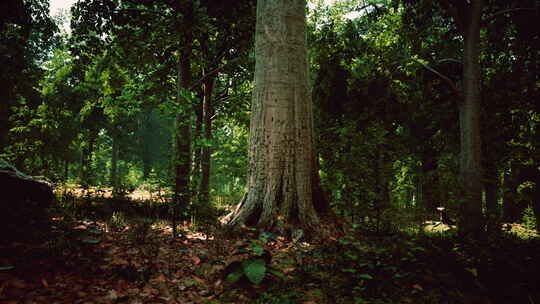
[{"x1": 1, "y1": 0, "x2": 539, "y2": 303}]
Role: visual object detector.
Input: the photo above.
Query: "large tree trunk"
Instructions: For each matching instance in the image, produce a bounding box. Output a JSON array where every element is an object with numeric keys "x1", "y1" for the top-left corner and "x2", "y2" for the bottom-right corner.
[
  {"x1": 199, "y1": 77, "x2": 215, "y2": 204},
  {"x1": 457, "y1": 0, "x2": 484, "y2": 238},
  {"x1": 224, "y1": 0, "x2": 331, "y2": 235}
]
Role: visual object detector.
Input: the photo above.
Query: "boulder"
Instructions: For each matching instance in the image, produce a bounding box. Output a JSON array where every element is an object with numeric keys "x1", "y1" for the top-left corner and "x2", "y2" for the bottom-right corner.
[{"x1": 0, "y1": 159, "x2": 54, "y2": 243}]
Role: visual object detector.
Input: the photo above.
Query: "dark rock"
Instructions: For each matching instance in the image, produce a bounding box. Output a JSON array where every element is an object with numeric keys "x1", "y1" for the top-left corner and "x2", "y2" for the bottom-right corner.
[{"x1": 0, "y1": 159, "x2": 54, "y2": 243}]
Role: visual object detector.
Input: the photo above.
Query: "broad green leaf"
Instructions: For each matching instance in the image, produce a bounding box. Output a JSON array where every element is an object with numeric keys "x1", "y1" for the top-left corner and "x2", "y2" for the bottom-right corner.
[
  {"x1": 0, "y1": 266, "x2": 15, "y2": 271},
  {"x1": 81, "y1": 239, "x2": 101, "y2": 244},
  {"x1": 243, "y1": 259, "x2": 266, "y2": 285}
]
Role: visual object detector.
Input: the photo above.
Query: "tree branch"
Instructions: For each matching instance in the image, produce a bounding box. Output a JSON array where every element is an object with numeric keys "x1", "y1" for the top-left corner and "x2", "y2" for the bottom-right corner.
[
  {"x1": 437, "y1": 58, "x2": 463, "y2": 65},
  {"x1": 399, "y1": 56, "x2": 462, "y2": 99},
  {"x1": 483, "y1": 8, "x2": 536, "y2": 24},
  {"x1": 440, "y1": 0, "x2": 465, "y2": 35},
  {"x1": 114, "y1": 8, "x2": 167, "y2": 17},
  {"x1": 189, "y1": 57, "x2": 242, "y2": 90}
]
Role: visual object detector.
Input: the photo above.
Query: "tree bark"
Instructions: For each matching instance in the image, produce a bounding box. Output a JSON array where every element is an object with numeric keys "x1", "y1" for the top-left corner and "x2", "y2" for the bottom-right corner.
[
  {"x1": 0, "y1": 89, "x2": 9, "y2": 155},
  {"x1": 483, "y1": 150, "x2": 499, "y2": 232},
  {"x1": 110, "y1": 127, "x2": 119, "y2": 192},
  {"x1": 199, "y1": 77, "x2": 215, "y2": 204},
  {"x1": 457, "y1": 0, "x2": 485, "y2": 238},
  {"x1": 173, "y1": 3, "x2": 194, "y2": 230},
  {"x1": 502, "y1": 165, "x2": 520, "y2": 222},
  {"x1": 64, "y1": 159, "x2": 69, "y2": 182},
  {"x1": 174, "y1": 59, "x2": 192, "y2": 216},
  {"x1": 193, "y1": 91, "x2": 203, "y2": 186},
  {"x1": 141, "y1": 106, "x2": 152, "y2": 180},
  {"x1": 80, "y1": 129, "x2": 97, "y2": 189},
  {"x1": 224, "y1": 0, "x2": 332, "y2": 236}
]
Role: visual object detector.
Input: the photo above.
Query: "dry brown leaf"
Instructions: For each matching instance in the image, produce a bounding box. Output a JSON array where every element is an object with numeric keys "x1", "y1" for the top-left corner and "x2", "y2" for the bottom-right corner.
[
  {"x1": 154, "y1": 274, "x2": 167, "y2": 283},
  {"x1": 191, "y1": 255, "x2": 201, "y2": 265},
  {"x1": 106, "y1": 289, "x2": 118, "y2": 301},
  {"x1": 111, "y1": 257, "x2": 129, "y2": 265},
  {"x1": 10, "y1": 279, "x2": 26, "y2": 289}
]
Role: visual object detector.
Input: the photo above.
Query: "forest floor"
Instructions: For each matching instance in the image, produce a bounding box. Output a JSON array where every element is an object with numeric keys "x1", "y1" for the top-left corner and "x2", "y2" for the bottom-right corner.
[{"x1": 1, "y1": 196, "x2": 540, "y2": 304}]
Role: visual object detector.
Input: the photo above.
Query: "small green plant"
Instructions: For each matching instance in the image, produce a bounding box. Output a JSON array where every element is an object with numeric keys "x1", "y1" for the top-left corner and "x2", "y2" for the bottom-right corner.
[
  {"x1": 224, "y1": 233, "x2": 284, "y2": 286},
  {"x1": 107, "y1": 211, "x2": 128, "y2": 232},
  {"x1": 522, "y1": 206, "x2": 536, "y2": 231}
]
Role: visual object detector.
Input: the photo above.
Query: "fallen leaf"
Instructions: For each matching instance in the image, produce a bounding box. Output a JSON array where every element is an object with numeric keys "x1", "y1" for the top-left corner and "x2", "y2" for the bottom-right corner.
[
  {"x1": 154, "y1": 274, "x2": 167, "y2": 283},
  {"x1": 412, "y1": 284, "x2": 423, "y2": 291},
  {"x1": 191, "y1": 255, "x2": 201, "y2": 265},
  {"x1": 106, "y1": 289, "x2": 118, "y2": 301},
  {"x1": 11, "y1": 279, "x2": 26, "y2": 289},
  {"x1": 142, "y1": 285, "x2": 159, "y2": 295},
  {"x1": 111, "y1": 257, "x2": 129, "y2": 265},
  {"x1": 73, "y1": 225, "x2": 87, "y2": 230},
  {"x1": 41, "y1": 278, "x2": 49, "y2": 288}
]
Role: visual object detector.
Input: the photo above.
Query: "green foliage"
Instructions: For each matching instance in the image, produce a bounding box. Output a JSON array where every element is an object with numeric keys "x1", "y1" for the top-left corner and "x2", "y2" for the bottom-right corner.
[
  {"x1": 522, "y1": 207, "x2": 536, "y2": 231},
  {"x1": 224, "y1": 235, "x2": 283, "y2": 287}
]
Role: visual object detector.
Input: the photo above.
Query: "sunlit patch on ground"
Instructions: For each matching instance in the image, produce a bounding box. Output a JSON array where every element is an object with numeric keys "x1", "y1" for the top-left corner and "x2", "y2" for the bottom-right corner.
[{"x1": 423, "y1": 221, "x2": 455, "y2": 233}]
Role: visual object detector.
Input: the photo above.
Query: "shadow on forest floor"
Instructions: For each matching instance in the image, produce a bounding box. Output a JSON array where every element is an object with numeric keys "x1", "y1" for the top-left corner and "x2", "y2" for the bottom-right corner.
[{"x1": 1, "y1": 194, "x2": 540, "y2": 304}]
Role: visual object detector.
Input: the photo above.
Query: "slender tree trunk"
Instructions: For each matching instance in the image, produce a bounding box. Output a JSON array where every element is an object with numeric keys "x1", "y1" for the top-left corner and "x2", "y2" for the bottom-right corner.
[
  {"x1": 141, "y1": 106, "x2": 152, "y2": 180},
  {"x1": 0, "y1": 83, "x2": 10, "y2": 155},
  {"x1": 110, "y1": 128, "x2": 119, "y2": 192},
  {"x1": 483, "y1": 152, "x2": 499, "y2": 232},
  {"x1": 173, "y1": 59, "x2": 192, "y2": 217},
  {"x1": 199, "y1": 77, "x2": 215, "y2": 204},
  {"x1": 502, "y1": 166, "x2": 519, "y2": 222},
  {"x1": 193, "y1": 91, "x2": 203, "y2": 187},
  {"x1": 374, "y1": 146, "x2": 390, "y2": 210},
  {"x1": 80, "y1": 129, "x2": 97, "y2": 189},
  {"x1": 422, "y1": 148, "x2": 439, "y2": 211},
  {"x1": 224, "y1": 0, "x2": 333, "y2": 236},
  {"x1": 64, "y1": 159, "x2": 69, "y2": 182},
  {"x1": 458, "y1": 0, "x2": 484, "y2": 238},
  {"x1": 142, "y1": 153, "x2": 151, "y2": 180}
]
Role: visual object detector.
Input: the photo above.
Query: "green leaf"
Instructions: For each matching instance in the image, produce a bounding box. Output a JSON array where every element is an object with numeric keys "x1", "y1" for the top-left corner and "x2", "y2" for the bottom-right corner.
[
  {"x1": 81, "y1": 239, "x2": 101, "y2": 244},
  {"x1": 0, "y1": 266, "x2": 15, "y2": 271},
  {"x1": 243, "y1": 259, "x2": 266, "y2": 285},
  {"x1": 267, "y1": 268, "x2": 286, "y2": 280},
  {"x1": 251, "y1": 244, "x2": 264, "y2": 256},
  {"x1": 358, "y1": 273, "x2": 373, "y2": 280},
  {"x1": 226, "y1": 270, "x2": 244, "y2": 285}
]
